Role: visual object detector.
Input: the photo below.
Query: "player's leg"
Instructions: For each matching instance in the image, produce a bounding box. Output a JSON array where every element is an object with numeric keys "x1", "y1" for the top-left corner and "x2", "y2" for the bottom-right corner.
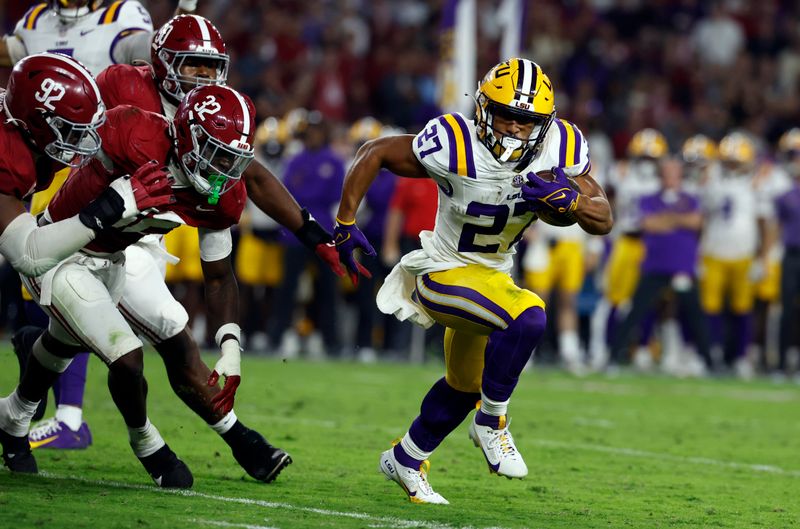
[
  {"x1": 379, "y1": 328, "x2": 483, "y2": 504},
  {"x1": 609, "y1": 274, "x2": 667, "y2": 365},
  {"x1": 416, "y1": 266, "x2": 547, "y2": 478},
  {"x1": 728, "y1": 259, "x2": 755, "y2": 376},
  {"x1": 0, "y1": 324, "x2": 83, "y2": 473},
  {"x1": 554, "y1": 240, "x2": 586, "y2": 372},
  {"x1": 699, "y1": 256, "x2": 726, "y2": 365},
  {"x1": 119, "y1": 244, "x2": 290, "y2": 482},
  {"x1": 44, "y1": 258, "x2": 192, "y2": 487}
]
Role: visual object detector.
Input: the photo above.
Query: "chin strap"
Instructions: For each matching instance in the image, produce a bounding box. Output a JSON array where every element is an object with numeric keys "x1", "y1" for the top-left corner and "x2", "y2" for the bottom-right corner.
[{"x1": 498, "y1": 137, "x2": 523, "y2": 163}]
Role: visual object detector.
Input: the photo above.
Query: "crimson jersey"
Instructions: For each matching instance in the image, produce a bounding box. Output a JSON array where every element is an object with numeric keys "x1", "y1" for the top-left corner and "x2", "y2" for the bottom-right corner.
[
  {"x1": 96, "y1": 64, "x2": 162, "y2": 113},
  {"x1": 48, "y1": 105, "x2": 246, "y2": 255},
  {"x1": 0, "y1": 92, "x2": 59, "y2": 201}
]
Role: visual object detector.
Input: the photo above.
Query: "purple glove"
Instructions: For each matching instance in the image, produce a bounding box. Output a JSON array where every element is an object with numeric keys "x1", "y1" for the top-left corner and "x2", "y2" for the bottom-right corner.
[
  {"x1": 521, "y1": 166, "x2": 580, "y2": 214},
  {"x1": 334, "y1": 218, "x2": 375, "y2": 286}
]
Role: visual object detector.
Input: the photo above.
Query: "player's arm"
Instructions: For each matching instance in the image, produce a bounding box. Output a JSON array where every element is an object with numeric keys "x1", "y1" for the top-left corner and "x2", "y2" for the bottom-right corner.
[
  {"x1": 335, "y1": 135, "x2": 428, "y2": 283},
  {"x1": 176, "y1": 0, "x2": 199, "y2": 15},
  {"x1": 572, "y1": 173, "x2": 614, "y2": 235},
  {"x1": 199, "y1": 228, "x2": 241, "y2": 414},
  {"x1": 243, "y1": 160, "x2": 345, "y2": 277},
  {"x1": 337, "y1": 135, "x2": 428, "y2": 222},
  {"x1": 0, "y1": 194, "x2": 95, "y2": 277},
  {"x1": 1, "y1": 34, "x2": 27, "y2": 67}
]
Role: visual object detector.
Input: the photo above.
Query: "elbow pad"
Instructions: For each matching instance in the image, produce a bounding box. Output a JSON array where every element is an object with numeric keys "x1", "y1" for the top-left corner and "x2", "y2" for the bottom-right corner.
[{"x1": 0, "y1": 214, "x2": 95, "y2": 277}]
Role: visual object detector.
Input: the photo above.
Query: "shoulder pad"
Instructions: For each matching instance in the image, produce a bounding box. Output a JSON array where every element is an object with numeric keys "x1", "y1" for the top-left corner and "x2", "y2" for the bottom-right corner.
[
  {"x1": 549, "y1": 119, "x2": 591, "y2": 178},
  {"x1": 412, "y1": 113, "x2": 477, "y2": 179}
]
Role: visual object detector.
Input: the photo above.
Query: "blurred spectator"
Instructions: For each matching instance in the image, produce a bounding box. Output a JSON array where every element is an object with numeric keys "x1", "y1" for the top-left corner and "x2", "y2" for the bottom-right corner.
[
  {"x1": 692, "y1": 2, "x2": 745, "y2": 68},
  {"x1": 610, "y1": 158, "x2": 711, "y2": 371},
  {"x1": 268, "y1": 111, "x2": 345, "y2": 358}
]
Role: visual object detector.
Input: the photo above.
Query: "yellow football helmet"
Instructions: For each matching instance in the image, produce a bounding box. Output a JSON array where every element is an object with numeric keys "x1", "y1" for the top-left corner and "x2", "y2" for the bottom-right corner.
[
  {"x1": 474, "y1": 58, "x2": 556, "y2": 167},
  {"x1": 348, "y1": 117, "x2": 383, "y2": 146},
  {"x1": 255, "y1": 116, "x2": 289, "y2": 159},
  {"x1": 627, "y1": 129, "x2": 669, "y2": 159},
  {"x1": 718, "y1": 132, "x2": 756, "y2": 166},
  {"x1": 778, "y1": 128, "x2": 800, "y2": 155},
  {"x1": 681, "y1": 134, "x2": 717, "y2": 164}
]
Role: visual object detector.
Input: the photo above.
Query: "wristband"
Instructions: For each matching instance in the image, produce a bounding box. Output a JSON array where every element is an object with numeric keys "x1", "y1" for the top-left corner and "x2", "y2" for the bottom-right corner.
[
  {"x1": 215, "y1": 322, "x2": 241, "y2": 347},
  {"x1": 294, "y1": 208, "x2": 333, "y2": 249},
  {"x1": 177, "y1": 0, "x2": 198, "y2": 11}
]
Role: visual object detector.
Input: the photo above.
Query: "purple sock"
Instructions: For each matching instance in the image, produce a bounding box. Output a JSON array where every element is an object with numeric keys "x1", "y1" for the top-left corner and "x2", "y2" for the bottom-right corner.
[
  {"x1": 731, "y1": 313, "x2": 753, "y2": 359},
  {"x1": 606, "y1": 306, "x2": 618, "y2": 347},
  {"x1": 53, "y1": 352, "x2": 89, "y2": 408},
  {"x1": 407, "y1": 377, "x2": 479, "y2": 453},
  {"x1": 707, "y1": 314, "x2": 723, "y2": 348},
  {"x1": 393, "y1": 443, "x2": 423, "y2": 469},
  {"x1": 475, "y1": 409, "x2": 504, "y2": 429},
  {"x1": 639, "y1": 310, "x2": 656, "y2": 346},
  {"x1": 481, "y1": 307, "x2": 546, "y2": 402}
]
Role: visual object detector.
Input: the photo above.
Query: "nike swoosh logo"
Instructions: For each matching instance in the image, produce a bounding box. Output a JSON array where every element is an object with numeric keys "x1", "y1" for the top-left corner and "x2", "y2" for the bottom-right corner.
[
  {"x1": 80, "y1": 29, "x2": 95, "y2": 36},
  {"x1": 551, "y1": 192, "x2": 566, "y2": 201},
  {"x1": 196, "y1": 205, "x2": 215, "y2": 212},
  {"x1": 30, "y1": 436, "x2": 58, "y2": 449},
  {"x1": 335, "y1": 233, "x2": 350, "y2": 245}
]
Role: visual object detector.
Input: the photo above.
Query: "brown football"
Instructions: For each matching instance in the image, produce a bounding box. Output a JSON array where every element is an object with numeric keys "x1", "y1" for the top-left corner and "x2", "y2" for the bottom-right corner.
[{"x1": 533, "y1": 170, "x2": 581, "y2": 227}]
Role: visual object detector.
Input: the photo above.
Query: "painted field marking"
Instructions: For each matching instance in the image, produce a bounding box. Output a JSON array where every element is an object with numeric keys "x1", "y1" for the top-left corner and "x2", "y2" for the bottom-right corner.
[
  {"x1": 37, "y1": 472, "x2": 514, "y2": 529},
  {"x1": 532, "y1": 439, "x2": 800, "y2": 478},
  {"x1": 194, "y1": 519, "x2": 280, "y2": 529}
]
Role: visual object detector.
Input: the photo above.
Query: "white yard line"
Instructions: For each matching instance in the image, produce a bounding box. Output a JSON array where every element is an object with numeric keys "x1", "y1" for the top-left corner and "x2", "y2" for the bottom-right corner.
[
  {"x1": 38, "y1": 472, "x2": 514, "y2": 529},
  {"x1": 194, "y1": 519, "x2": 280, "y2": 529},
  {"x1": 532, "y1": 439, "x2": 800, "y2": 478}
]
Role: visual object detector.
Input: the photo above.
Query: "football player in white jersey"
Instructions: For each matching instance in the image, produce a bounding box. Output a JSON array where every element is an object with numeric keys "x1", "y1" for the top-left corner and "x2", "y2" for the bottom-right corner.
[
  {"x1": 2, "y1": 0, "x2": 198, "y2": 448},
  {"x1": 334, "y1": 58, "x2": 612, "y2": 504},
  {"x1": 699, "y1": 132, "x2": 773, "y2": 375},
  {"x1": 1, "y1": 0, "x2": 197, "y2": 73},
  {"x1": 589, "y1": 129, "x2": 667, "y2": 369}
]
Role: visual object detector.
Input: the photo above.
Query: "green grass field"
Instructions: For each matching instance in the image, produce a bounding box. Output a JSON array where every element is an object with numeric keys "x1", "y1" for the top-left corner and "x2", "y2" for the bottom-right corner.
[{"x1": 1, "y1": 344, "x2": 799, "y2": 529}]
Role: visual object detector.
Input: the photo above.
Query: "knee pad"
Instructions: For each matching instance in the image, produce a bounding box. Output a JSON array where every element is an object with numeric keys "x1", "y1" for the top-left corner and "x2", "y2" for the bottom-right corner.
[{"x1": 32, "y1": 334, "x2": 77, "y2": 373}]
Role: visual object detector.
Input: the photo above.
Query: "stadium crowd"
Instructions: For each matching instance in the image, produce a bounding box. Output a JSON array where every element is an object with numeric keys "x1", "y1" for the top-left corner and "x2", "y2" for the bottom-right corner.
[{"x1": 1, "y1": 0, "x2": 800, "y2": 381}]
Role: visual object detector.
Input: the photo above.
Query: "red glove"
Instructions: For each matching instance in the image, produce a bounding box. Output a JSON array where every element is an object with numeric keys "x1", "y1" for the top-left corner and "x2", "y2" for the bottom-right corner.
[
  {"x1": 315, "y1": 241, "x2": 371, "y2": 284},
  {"x1": 129, "y1": 160, "x2": 175, "y2": 212},
  {"x1": 207, "y1": 339, "x2": 241, "y2": 414}
]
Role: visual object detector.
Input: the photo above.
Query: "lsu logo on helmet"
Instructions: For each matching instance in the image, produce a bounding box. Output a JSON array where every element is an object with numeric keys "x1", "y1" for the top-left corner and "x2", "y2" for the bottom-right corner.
[
  {"x1": 474, "y1": 58, "x2": 556, "y2": 167},
  {"x1": 628, "y1": 128, "x2": 669, "y2": 159},
  {"x1": 682, "y1": 134, "x2": 717, "y2": 164},
  {"x1": 718, "y1": 132, "x2": 756, "y2": 166}
]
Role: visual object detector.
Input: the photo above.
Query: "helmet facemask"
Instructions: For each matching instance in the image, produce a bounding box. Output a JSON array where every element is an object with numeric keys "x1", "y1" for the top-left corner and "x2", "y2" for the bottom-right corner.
[
  {"x1": 180, "y1": 123, "x2": 253, "y2": 204},
  {"x1": 50, "y1": 0, "x2": 100, "y2": 22},
  {"x1": 158, "y1": 49, "x2": 229, "y2": 102},
  {"x1": 475, "y1": 93, "x2": 555, "y2": 168},
  {"x1": 43, "y1": 109, "x2": 105, "y2": 167}
]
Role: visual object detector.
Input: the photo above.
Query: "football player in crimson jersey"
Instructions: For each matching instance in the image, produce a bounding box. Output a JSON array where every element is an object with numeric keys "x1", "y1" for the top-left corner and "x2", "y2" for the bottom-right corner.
[
  {"x1": 4, "y1": 0, "x2": 203, "y2": 450},
  {"x1": 0, "y1": 85, "x2": 276, "y2": 488},
  {"x1": 0, "y1": 52, "x2": 169, "y2": 287},
  {"x1": 0, "y1": 52, "x2": 172, "y2": 474}
]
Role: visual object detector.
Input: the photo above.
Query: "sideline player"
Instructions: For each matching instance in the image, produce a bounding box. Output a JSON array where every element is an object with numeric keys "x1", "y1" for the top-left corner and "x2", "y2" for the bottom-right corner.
[
  {"x1": 335, "y1": 58, "x2": 612, "y2": 503},
  {"x1": 4, "y1": 0, "x2": 199, "y2": 449},
  {"x1": 0, "y1": 85, "x2": 257, "y2": 488}
]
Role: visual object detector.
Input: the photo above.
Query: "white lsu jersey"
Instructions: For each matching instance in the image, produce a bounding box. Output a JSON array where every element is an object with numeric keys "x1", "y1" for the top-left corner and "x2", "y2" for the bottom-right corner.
[
  {"x1": 406, "y1": 112, "x2": 590, "y2": 275},
  {"x1": 608, "y1": 159, "x2": 661, "y2": 236},
  {"x1": 701, "y1": 169, "x2": 772, "y2": 260},
  {"x1": 13, "y1": 1, "x2": 153, "y2": 76}
]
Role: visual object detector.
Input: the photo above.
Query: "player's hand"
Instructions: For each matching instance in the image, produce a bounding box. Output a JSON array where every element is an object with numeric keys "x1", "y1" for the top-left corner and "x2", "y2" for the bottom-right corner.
[
  {"x1": 333, "y1": 219, "x2": 374, "y2": 286},
  {"x1": 207, "y1": 339, "x2": 241, "y2": 414},
  {"x1": 127, "y1": 160, "x2": 175, "y2": 213},
  {"x1": 522, "y1": 167, "x2": 580, "y2": 214},
  {"x1": 749, "y1": 259, "x2": 766, "y2": 282},
  {"x1": 314, "y1": 241, "x2": 347, "y2": 278}
]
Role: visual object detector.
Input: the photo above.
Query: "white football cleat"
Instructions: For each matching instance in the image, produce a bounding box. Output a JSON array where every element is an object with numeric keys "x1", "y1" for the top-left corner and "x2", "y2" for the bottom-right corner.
[
  {"x1": 468, "y1": 416, "x2": 528, "y2": 479},
  {"x1": 378, "y1": 448, "x2": 449, "y2": 504}
]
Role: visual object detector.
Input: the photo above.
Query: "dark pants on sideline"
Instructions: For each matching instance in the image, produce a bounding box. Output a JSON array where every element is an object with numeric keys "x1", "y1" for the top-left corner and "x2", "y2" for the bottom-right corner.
[
  {"x1": 610, "y1": 273, "x2": 711, "y2": 366},
  {"x1": 778, "y1": 247, "x2": 800, "y2": 371},
  {"x1": 268, "y1": 244, "x2": 339, "y2": 352}
]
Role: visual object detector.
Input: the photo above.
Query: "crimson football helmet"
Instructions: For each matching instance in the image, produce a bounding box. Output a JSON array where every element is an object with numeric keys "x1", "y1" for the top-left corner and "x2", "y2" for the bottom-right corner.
[
  {"x1": 174, "y1": 85, "x2": 255, "y2": 203},
  {"x1": 3, "y1": 52, "x2": 105, "y2": 167},
  {"x1": 151, "y1": 14, "x2": 229, "y2": 103},
  {"x1": 48, "y1": 0, "x2": 103, "y2": 21}
]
